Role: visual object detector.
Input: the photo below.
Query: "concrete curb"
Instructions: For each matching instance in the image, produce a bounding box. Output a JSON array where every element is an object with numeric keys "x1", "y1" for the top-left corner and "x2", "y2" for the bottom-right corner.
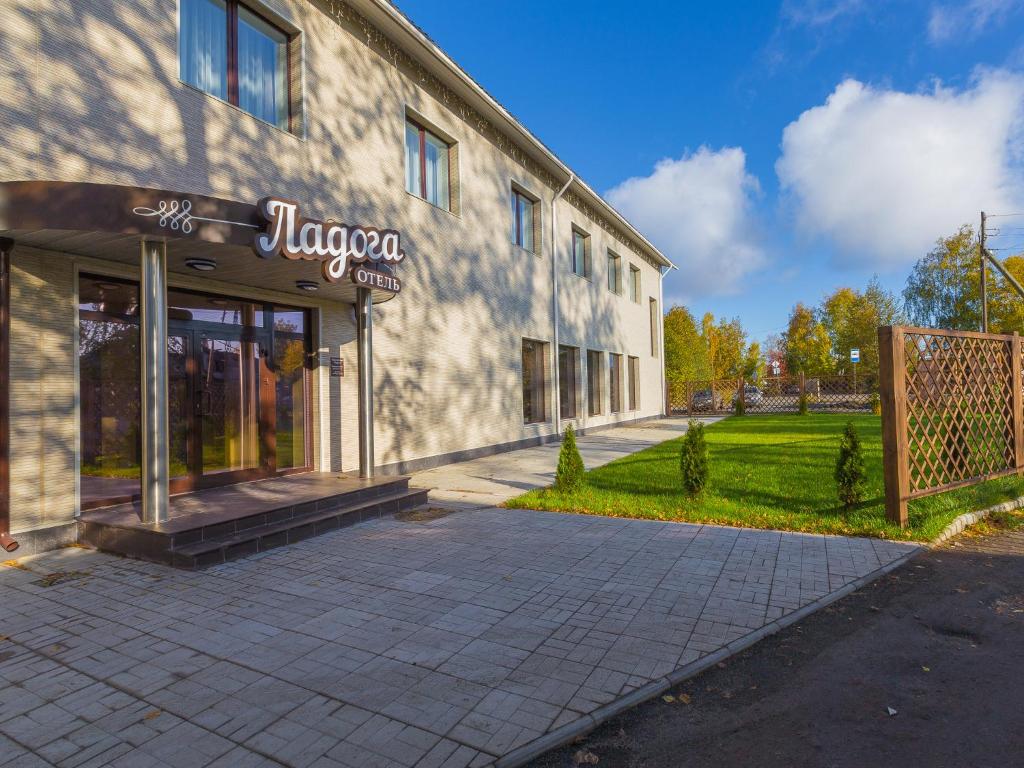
[
  {"x1": 927, "y1": 495, "x2": 1024, "y2": 549},
  {"x1": 486, "y1": 498, "x2": 1024, "y2": 768},
  {"x1": 491, "y1": 546, "x2": 923, "y2": 768}
]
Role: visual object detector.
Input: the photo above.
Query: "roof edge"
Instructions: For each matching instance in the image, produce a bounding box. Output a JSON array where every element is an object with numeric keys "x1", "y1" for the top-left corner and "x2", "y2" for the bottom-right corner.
[{"x1": 349, "y1": 0, "x2": 674, "y2": 270}]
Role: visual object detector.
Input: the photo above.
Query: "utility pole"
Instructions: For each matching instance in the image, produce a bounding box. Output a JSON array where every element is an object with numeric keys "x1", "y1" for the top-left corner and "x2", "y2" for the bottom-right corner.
[{"x1": 981, "y1": 210, "x2": 989, "y2": 333}]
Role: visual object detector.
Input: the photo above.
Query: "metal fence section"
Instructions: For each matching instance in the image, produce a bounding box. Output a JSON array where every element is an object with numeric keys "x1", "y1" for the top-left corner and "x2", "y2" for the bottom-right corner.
[
  {"x1": 669, "y1": 373, "x2": 878, "y2": 416},
  {"x1": 878, "y1": 325, "x2": 1023, "y2": 528}
]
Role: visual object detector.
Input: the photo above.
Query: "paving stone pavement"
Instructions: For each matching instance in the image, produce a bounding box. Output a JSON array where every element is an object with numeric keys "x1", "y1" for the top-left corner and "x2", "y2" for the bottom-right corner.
[
  {"x1": 0, "y1": 508, "x2": 919, "y2": 767},
  {"x1": 411, "y1": 417, "x2": 722, "y2": 509}
]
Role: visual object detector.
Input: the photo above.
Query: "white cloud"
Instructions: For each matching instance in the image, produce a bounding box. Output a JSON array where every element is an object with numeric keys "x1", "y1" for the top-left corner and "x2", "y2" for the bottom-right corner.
[
  {"x1": 775, "y1": 71, "x2": 1024, "y2": 268},
  {"x1": 782, "y1": 0, "x2": 865, "y2": 27},
  {"x1": 928, "y1": 0, "x2": 1023, "y2": 44},
  {"x1": 606, "y1": 147, "x2": 765, "y2": 298}
]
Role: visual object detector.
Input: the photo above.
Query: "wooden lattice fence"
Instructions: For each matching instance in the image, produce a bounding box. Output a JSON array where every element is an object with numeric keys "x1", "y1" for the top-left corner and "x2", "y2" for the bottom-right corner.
[{"x1": 878, "y1": 325, "x2": 1023, "y2": 527}]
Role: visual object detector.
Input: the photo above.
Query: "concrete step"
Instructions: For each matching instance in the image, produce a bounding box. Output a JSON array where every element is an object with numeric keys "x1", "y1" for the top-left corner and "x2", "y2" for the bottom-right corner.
[{"x1": 171, "y1": 487, "x2": 430, "y2": 568}]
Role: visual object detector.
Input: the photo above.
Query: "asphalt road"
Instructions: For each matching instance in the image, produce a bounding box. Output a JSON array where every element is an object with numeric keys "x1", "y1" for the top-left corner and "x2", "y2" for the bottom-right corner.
[{"x1": 529, "y1": 520, "x2": 1024, "y2": 768}]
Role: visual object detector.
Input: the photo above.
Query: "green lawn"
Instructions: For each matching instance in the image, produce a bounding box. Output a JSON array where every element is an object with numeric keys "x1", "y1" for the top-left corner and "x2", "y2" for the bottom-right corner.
[{"x1": 505, "y1": 414, "x2": 1024, "y2": 541}]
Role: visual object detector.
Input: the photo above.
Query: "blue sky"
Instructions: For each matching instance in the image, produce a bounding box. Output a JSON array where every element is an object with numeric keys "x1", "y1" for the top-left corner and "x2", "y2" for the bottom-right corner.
[{"x1": 395, "y1": 0, "x2": 1024, "y2": 342}]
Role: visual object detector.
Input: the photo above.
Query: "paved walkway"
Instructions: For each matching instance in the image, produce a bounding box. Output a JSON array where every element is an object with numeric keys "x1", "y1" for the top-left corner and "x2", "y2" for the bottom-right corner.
[
  {"x1": 412, "y1": 418, "x2": 716, "y2": 508},
  {"x1": 0, "y1": 508, "x2": 918, "y2": 767},
  {"x1": 529, "y1": 521, "x2": 1024, "y2": 767}
]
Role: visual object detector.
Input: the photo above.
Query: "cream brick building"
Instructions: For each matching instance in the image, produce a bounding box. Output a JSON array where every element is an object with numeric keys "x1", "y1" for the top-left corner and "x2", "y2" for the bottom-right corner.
[{"x1": 0, "y1": 0, "x2": 671, "y2": 556}]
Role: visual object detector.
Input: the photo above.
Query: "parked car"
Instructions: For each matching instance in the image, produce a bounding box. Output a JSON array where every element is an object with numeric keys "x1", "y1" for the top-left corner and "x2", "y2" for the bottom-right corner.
[
  {"x1": 690, "y1": 388, "x2": 723, "y2": 411},
  {"x1": 780, "y1": 380, "x2": 822, "y2": 397},
  {"x1": 732, "y1": 385, "x2": 764, "y2": 407}
]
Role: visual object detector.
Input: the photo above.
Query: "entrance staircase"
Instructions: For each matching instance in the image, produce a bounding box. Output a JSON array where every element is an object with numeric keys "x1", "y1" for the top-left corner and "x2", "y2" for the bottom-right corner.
[{"x1": 78, "y1": 474, "x2": 429, "y2": 569}]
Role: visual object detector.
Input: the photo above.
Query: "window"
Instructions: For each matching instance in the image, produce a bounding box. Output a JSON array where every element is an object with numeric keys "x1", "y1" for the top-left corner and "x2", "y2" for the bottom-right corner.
[
  {"x1": 78, "y1": 276, "x2": 142, "y2": 508},
  {"x1": 559, "y1": 346, "x2": 580, "y2": 420},
  {"x1": 179, "y1": 0, "x2": 292, "y2": 131},
  {"x1": 405, "y1": 120, "x2": 451, "y2": 210},
  {"x1": 587, "y1": 350, "x2": 604, "y2": 416},
  {"x1": 607, "y1": 252, "x2": 622, "y2": 294},
  {"x1": 629, "y1": 265, "x2": 641, "y2": 303},
  {"x1": 522, "y1": 339, "x2": 548, "y2": 424},
  {"x1": 511, "y1": 188, "x2": 536, "y2": 252},
  {"x1": 628, "y1": 356, "x2": 640, "y2": 411},
  {"x1": 571, "y1": 229, "x2": 591, "y2": 278},
  {"x1": 650, "y1": 298, "x2": 659, "y2": 357},
  {"x1": 609, "y1": 353, "x2": 623, "y2": 413}
]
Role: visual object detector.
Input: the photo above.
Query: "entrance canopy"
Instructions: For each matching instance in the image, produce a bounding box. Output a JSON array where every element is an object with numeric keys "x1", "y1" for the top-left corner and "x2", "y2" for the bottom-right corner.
[{"x1": 0, "y1": 181, "x2": 397, "y2": 304}]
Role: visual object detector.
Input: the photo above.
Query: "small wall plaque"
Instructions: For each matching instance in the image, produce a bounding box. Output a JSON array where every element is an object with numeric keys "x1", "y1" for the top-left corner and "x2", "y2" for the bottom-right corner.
[{"x1": 330, "y1": 357, "x2": 344, "y2": 377}]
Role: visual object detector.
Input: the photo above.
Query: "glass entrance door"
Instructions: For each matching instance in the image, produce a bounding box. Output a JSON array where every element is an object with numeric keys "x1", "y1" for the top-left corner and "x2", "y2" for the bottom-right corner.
[
  {"x1": 79, "y1": 276, "x2": 312, "y2": 506},
  {"x1": 198, "y1": 335, "x2": 265, "y2": 478},
  {"x1": 168, "y1": 327, "x2": 273, "y2": 493}
]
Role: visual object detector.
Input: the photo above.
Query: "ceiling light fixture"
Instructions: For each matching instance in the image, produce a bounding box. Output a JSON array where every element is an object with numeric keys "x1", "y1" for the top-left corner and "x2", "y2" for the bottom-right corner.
[
  {"x1": 184, "y1": 257, "x2": 217, "y2": 272},
  {"x1": 295, "y1": 280, "x2": 319, "y2": 292}
]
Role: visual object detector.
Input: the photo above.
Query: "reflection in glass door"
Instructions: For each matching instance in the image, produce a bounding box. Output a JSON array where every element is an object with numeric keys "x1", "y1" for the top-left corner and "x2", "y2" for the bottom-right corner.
[
  {"x1": 168, "y1": 335, "x2": 192, "y2": 482},
  {"x1": 81, "y1": 277, "x2": 313, "y2": 504},
  {"x1": 199, "y1": 337, "x2": 263, "y2": 477}
]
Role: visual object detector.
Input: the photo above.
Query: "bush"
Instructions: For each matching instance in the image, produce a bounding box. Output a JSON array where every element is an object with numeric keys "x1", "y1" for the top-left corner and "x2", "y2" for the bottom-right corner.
[
  {"x1": 555, "y1": 425, "x2": 586, "y2": 492},
  {"x1": 680, "y1": 420, "x2": 709, "y2": 497},
  {"x1": 835, "y1": 421, "x2": 867, "y2": 509},
  {"x1": 869, "y1": 392, "x2": 881, "y2": 416},
  {"x1": 798, "y1": 393, "x2": 809, "y2": 416}
]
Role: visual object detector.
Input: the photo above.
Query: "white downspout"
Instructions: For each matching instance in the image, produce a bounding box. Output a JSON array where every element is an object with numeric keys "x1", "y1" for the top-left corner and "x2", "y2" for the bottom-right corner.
[
  {"x1": 658, "y1": 264, "x2": 672, "y2": 416},
  {"x1": 551, "y1": 173, "x2": 575, "y2": 438}
]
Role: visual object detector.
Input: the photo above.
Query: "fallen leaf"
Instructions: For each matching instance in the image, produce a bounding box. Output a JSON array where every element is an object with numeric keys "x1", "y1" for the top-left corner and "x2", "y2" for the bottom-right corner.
[
  {"x1": 143, "y1": 710, "x2": 161, "y2": 721},
  {"x1": 679, "y1": 693, "x2": 692, "y2": 704},
  {"x1": 887, "y1": 707, "x2": 898, "y2": 716},
  {"x1": 921, "y1": 666, "x2": 930, "y2": 673},
  {"x1": 661, "y1": 695, "x2": 675, "y2": 704},
  {"x1": 573, "y1": 749, "x2": 599, "y2": 765}
]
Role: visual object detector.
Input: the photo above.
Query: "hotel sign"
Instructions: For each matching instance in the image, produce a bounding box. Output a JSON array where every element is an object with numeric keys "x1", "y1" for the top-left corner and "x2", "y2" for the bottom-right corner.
[
  {"x1": 129, "y1": 190, "x2": 405, "y2": 295},
  {"x1": 253, "y1": 197, "x2": 405, "y2": 294}
]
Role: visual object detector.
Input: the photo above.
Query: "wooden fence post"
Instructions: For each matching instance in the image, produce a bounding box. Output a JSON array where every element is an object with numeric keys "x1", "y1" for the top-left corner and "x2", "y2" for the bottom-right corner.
[
  {"x1": 1013, "y1": 333, "x2": 1023, "y2": 473},
  {"x1": 878, "y1": 326, "x2": 909, "y2": 527}
]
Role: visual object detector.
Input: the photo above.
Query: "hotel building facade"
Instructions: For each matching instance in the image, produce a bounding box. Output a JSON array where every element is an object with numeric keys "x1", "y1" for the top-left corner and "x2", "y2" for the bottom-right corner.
[{"x1": 0, "y1": 0, "x2": 671, "y2": 557}]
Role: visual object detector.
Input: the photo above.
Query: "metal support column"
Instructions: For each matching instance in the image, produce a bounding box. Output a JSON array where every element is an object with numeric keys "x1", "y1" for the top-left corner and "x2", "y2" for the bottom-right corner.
[
  {"x1": 980, "y1": 211, "x2": 989, "y2": 333},
  {"x1": 356, "y1": 287, "x2": 375, "y2": 478},
  {"x1": 140, "y1": 239, "x2": 169, "y2": 524},
  {"x1": 0, "y1": 238, "x2": 17, "y2": 552}
]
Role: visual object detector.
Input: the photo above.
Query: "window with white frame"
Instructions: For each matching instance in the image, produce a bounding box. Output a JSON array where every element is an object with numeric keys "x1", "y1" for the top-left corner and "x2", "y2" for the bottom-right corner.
[{"x1": 405, "y1": 120, "x2": 452, "y2": 210}]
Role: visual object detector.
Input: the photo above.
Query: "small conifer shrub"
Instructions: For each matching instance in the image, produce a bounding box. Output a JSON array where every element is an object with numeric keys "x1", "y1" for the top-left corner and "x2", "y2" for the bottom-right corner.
[
  {"x1": 680, "y1": 420, "x2": 709, "y2": 497},
  {"x1": 835, "y1": 421, "x2": 867, "y2": 509},
  {"x1": 798, "y1": 393, "x2": 809, "y2": 416},
  {"x1": 734, "y1": 395, "x2": 745, "y2": 416},
  {"x1": 555, "y1": 425, "x2": 586, "y2": 492}
]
